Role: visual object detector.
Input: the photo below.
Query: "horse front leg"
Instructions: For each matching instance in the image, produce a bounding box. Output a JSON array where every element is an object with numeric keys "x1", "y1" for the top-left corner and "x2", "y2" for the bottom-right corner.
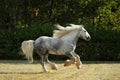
[
  {"x1": 64, "y1": 52, "x2": 76, "y2": 66},
  {"x1": 73, "y1": 52, "x2": 82, "y2": 69}
]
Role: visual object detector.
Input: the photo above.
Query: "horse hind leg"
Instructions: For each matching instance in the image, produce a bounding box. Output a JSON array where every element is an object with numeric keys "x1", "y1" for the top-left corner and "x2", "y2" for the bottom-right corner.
[
  {"x1": 40, "y1": 55, "x2": 48, "y2": 72},
  {"x1": 40, "y1": 53, "x2": 58, "y2": 72},
  {"x1": 45, "y1": 54, "x2": 58, "y2": 70},
  {"x1": 27, "y1": 56, "x2": 33, "y2": 63},
  {"x1": 47, "y1": 60, "x2": 58, "y2": 70}
]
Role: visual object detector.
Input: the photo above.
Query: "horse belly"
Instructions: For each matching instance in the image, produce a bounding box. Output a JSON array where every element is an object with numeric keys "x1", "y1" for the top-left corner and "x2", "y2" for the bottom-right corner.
[{"x1": 49, "y1": 50, "x2": 65, "y2": 55}]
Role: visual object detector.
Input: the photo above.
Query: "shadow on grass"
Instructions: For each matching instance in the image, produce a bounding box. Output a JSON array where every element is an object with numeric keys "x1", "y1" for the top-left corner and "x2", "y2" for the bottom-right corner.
[
  {"x1": 0, "y1": 60, "x2": 119, "y2": 65},
  {"x1": 0, "y1": 71, "x2": 45, "y2": 74},
  {"x1": 82, "y1": 61, "x2": 120, "y2": 64},
  {"x1": 0, "y1": 60, "x2": 64, "y2": 65},
  {"x1": 0, "y1": 60, "x2": 40, "y2": 64}
]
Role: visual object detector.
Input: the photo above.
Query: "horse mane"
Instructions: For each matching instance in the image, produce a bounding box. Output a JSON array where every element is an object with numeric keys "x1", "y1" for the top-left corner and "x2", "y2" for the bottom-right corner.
[{"x1": 53, "y1": 24, "x2": 83, "y2": 38}]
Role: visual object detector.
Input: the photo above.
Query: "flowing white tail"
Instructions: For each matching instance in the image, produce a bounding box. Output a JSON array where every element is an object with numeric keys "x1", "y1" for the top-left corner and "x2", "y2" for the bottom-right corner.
[{"x1": 21, "y1": 40, "x2": 34, "y2": 63}]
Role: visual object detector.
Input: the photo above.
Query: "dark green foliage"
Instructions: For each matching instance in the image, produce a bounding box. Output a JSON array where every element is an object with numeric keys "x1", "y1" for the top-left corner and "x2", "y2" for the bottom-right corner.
[
  {"x1": 76, "y1": 42, "x2": 120, "y2": 61},
  {"x1": 0, "y1": 24, "x2": 54, "y2": 60},
  {"x1": 0, "y1": 0, "x2": 120, "y2": 61},
  {"x1": 77, "y1": 42, "x2": 120, "y2": 61},
  {"x1": 0, "y1": 23, "x2": 120, "y2": 61},
  {"x1": 76, "y1": 24, "x2": 120, "y2": 61}
]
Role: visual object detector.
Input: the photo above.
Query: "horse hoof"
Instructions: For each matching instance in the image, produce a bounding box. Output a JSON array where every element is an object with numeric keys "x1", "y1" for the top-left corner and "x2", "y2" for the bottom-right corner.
[
  {"x1": 77, "y1": 66, "x2": 81, "y2": 69},
  {"x1": 75, "y1": 62, "x2": 82, "y2": 69},
  {"x1": 51, "y1": 66, "x2": 57, "y2": 70},
  {"x1": 51, "y1": 63, "x2": 58, "y2": 70},
  {"x1": 64, "y1": 59, "x2": 71, "y2": 66}
]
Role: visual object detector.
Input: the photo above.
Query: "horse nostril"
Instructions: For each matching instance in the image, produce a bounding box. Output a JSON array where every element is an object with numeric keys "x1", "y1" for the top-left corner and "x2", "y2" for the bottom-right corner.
[{"x1": 87, "y1": 36, "x2": 91, "y2": 40}]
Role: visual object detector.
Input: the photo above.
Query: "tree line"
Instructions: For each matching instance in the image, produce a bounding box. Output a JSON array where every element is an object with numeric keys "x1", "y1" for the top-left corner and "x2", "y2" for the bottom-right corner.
[
  {"x1": 0, "y1": 0, "x2": 120, "y2": 30},
  {"x1": 0, "y1": 0, "x2": 120, "y2": 60}
]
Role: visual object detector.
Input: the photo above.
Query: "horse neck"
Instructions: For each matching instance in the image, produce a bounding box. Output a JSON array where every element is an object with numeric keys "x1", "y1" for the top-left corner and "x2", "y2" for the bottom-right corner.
[
  {"x1": 60, "y1": 30, "x2": 80, "y2": 45},
  {"x1": 72, "y1": 31, "x2": 80, "y2": 45}
]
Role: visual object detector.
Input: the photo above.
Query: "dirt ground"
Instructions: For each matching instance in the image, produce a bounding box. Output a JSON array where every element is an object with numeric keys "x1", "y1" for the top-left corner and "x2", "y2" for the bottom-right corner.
[{"x1": 0, "y1": 60, "x2": 120, "y2": 80}]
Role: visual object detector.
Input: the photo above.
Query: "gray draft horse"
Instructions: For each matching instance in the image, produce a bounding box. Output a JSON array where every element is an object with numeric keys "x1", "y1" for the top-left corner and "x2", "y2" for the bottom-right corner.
[{"x1": 21, "y1": 24, "x2": 91, "y2": 72}]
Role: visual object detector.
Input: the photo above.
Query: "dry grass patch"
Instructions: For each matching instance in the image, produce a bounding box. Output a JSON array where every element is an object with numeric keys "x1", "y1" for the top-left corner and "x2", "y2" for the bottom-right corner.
[{"x1": 0, "y1": 60, "x2": 120, "y2": 80}]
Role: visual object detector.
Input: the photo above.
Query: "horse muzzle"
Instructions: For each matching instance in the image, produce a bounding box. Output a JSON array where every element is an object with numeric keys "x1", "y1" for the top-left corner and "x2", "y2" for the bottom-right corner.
[{"x1": 86, "y1": 36, "x2": 91, "y2": 41}]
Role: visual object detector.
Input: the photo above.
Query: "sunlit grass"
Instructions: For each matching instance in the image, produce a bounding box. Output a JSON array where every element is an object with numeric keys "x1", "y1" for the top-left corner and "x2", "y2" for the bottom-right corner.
[{"x1": 0, "y1": 60, "x2": 120, "y2": 80}]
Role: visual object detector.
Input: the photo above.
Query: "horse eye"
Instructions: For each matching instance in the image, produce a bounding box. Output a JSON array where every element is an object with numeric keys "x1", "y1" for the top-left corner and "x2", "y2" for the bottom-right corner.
[{"x1": 84, "y1": 31, "x2": 86, "y2": 32}]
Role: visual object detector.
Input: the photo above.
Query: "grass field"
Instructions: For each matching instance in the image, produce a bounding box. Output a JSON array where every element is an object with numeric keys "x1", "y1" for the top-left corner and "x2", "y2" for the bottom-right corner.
[{"x1": 0, "y1": 60, "x2": 120, "y2": 80}]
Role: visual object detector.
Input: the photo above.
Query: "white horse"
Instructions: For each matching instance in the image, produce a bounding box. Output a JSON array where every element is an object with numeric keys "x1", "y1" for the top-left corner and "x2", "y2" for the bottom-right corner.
[{"x1": 21, "y1": 24, "x2": 91, "y2": 72}]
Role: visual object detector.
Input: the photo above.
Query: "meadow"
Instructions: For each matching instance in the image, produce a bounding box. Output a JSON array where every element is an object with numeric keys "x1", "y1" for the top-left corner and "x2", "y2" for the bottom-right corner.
[{"x1": 0, "y1": 60, "x2": 120, "y2": 80}]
